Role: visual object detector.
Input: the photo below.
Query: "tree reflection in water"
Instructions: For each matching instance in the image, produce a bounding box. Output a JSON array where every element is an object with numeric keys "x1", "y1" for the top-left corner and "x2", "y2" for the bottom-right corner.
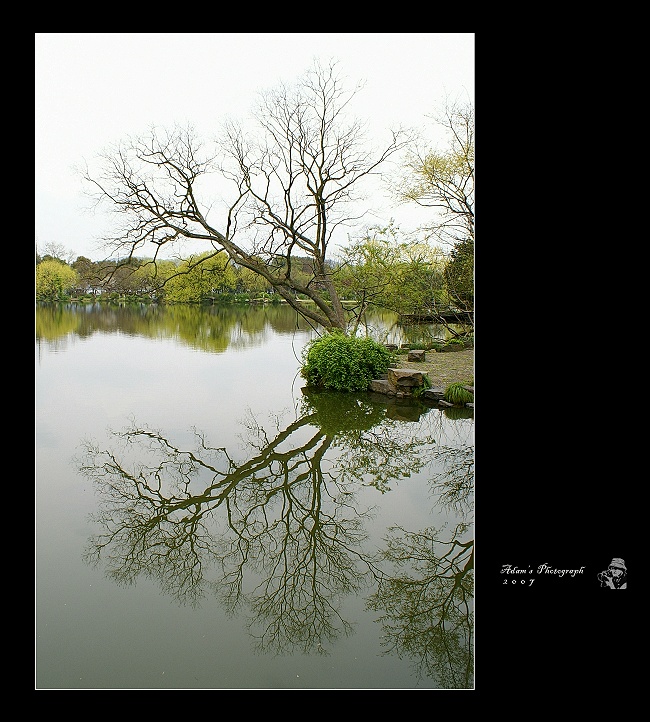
[
  {"x1": 366, "y1": 522, "x2": 473, "y2": 688},
  {"x1": 75, "y1": 390, "x2": 473, "y2": 687}
]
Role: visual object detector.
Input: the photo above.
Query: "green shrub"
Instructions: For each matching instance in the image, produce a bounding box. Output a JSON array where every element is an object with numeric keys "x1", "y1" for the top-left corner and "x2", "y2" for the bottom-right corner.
[
  {"x1": 300, "y1": 332, "x2": 395, "y2": 392},
  {"x1": 443, "y1": 382, "x2": 474, "y2": 405}
]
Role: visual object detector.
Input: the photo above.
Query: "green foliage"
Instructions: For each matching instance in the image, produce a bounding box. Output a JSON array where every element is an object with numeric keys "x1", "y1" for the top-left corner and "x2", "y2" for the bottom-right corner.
[
  {"x1": 335, "y1": 223, "x2": 447, "y2": 318},
  {"x1": 164, "y1": 252, "x2": 235, "y2": 303},
  {"x1": 443, "y1": 382, "x2": 474, "y2": 406},
  {"x1": 444, "y1": 237, "x2": 474, "y2": 309},
  {"x1": 301, "y1": 332, "x2": 396, "y2": 392},
  {"x1": 35, "y1": 259, "x2": 79, "y2": 300},
  {"x1": 335, "y1": 226, "x2": 395, "y2": 308}
]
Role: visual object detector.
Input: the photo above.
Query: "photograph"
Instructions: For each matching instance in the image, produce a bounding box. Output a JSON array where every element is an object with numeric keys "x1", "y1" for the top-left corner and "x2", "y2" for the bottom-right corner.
[{"x1": 35, "y1": 32, "x2": 477, "y2": 690}]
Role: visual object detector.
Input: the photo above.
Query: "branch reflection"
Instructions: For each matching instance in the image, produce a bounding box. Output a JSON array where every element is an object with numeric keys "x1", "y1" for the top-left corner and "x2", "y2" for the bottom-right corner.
[
  {"x1": 367, "y1": 522, "x2": 474, "y2": 688},
  {"x1": 75, "y1": 390, "x2": 473, "y2": 683}
]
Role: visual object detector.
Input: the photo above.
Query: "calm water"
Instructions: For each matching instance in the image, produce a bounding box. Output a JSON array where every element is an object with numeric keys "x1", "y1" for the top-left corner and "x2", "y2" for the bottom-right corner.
[{"x1": 35, "y1": 302, "x2": 474, "y2": 690}]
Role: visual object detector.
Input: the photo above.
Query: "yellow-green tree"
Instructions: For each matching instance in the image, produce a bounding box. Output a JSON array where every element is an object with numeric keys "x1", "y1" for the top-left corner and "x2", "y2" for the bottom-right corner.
[
  {"x1": 392, "y1": 99, "x2": 474, "y2": 329},
  {"x1": 335, "y1": 224, "x2": 447, "y2": 323},
  {"x1": 36, "y1": 259, "x2": 79, "y2": 300},
  {"x1": 128, "y1": 259, "x2": 178, "y2": 299},
  {"x1": 164, "y1": 252, "x2": 235, "y2": 302},
  {"x1": 386, "y1": 241, "x2": 448, "y2": 315},
  {"x1": 236, "y1": 265, "x2": 271, "y2": 295},
  {"x1": 394, "y1": 99, "x2": 474, "y2": 249}
]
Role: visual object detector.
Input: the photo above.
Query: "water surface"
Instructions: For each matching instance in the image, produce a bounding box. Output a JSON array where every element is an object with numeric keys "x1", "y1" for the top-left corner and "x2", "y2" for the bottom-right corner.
[{"x1": 36, "y1": 303, "x2": 474, "y2": 689}]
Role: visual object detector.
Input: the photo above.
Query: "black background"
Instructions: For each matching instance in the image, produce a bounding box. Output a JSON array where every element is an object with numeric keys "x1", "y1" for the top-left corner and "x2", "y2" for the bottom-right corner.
[{"x1": 475, "y1": 32, "x2": 638, "y2": 692}]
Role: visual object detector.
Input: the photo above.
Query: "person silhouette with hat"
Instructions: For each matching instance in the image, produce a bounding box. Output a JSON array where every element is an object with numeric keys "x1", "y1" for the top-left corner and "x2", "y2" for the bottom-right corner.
[{"x1": 598, "y1": 558, "x2": 627, "y2": 588}]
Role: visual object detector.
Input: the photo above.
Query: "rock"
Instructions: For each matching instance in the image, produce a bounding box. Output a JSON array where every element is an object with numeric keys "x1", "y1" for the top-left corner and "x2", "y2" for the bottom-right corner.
[
  {"x1": 387, "y1": 368, "x2": 424, "y2": 388},
  {"x1": 369, "y1": 378, "x2": 396, "y2": 395},
  {"x1": 422, "y1": 386, "x2": 445, "y2": 401},
  {"x1": 407, "y1": 349, "x2": 425, "y2": 362},
  {"x1": 368, "y1": 369, "x2": 474, "y2": 410}
]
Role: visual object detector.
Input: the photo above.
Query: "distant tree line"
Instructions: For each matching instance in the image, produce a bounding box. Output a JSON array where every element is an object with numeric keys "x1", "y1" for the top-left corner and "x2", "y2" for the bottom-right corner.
[
  {"x1": 35, "y1": 228, "x2": 473, "y2": 336},
  {"x1": 35, "y1": 245, "x2": 331, "y2": 305}
]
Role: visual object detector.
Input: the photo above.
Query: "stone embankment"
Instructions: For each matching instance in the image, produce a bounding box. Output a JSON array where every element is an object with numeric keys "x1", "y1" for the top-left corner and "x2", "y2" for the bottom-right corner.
[{"x1": 370, "y1": 347, "x2": 475, "y2": 409}]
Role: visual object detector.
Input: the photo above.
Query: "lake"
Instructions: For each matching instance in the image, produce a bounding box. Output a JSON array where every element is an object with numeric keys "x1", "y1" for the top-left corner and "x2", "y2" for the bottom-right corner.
[{"x1": 35, "y1": 302, "x2": 474, "y2": 690}]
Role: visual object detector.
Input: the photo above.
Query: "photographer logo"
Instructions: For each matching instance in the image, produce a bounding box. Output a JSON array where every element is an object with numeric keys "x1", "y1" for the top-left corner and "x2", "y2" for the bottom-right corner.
[{"x1": 597, "y1": 558, "x2": 627, "y2": 589}]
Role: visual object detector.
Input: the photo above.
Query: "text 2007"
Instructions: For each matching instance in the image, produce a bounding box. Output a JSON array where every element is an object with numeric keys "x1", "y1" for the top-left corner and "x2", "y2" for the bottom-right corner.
[{"x1": 503, "y1": 578, "x2": 535, "y2": 586}]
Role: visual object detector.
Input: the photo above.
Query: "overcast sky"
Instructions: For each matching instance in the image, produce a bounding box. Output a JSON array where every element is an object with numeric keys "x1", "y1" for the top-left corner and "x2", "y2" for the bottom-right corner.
[{"x1": 35, "y1": 32, "x2": 474, "y2": 261}]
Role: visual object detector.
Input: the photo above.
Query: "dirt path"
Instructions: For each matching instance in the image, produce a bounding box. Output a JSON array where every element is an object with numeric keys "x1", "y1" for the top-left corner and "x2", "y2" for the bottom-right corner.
[{"x1": 397, "y1": 348, "x2": 474, "y2": 388}]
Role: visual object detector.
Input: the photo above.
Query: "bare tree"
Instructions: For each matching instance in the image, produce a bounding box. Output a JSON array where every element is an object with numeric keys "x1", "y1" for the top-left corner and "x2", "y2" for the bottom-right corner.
[
  {"x1": 81, "y1": 61, "x2": 411, "y2": 332},
  {"x1": 38, "y1": 241, "x2": 77, "y2": 265}
]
